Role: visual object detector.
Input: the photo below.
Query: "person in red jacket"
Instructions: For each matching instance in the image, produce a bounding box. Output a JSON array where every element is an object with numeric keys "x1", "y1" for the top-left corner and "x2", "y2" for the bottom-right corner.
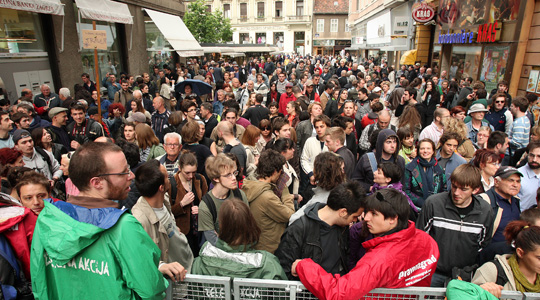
[
  {"x1": 279, "y1": 82, "x2": 296, "y2": 115},
  {"x1": 291, "y1": 188, "x2": 440, "y2": 300}
]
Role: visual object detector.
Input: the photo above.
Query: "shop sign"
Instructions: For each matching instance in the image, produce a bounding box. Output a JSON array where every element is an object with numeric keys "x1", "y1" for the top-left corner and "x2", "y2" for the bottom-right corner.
[
  {"x1": 411, "y1": 2, "x2": 435, "y2": 23},
  {"x1": 438, "y1": 21, "x2": 501, "y2": 44},
  {"x1": 82, "y1": 30, "x2": 107, "y2": 50}
]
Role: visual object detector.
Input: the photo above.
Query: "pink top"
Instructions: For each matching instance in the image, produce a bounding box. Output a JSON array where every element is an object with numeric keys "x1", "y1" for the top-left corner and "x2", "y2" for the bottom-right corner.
[{"x1": 65, "y1": 178, "x2": 80, "y2": 197}]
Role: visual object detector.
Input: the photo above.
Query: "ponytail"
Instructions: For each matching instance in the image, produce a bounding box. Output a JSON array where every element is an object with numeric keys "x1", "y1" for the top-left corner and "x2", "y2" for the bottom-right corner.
[{"x1": 504, "y1": 220, "x2": 540, "y2": 253}]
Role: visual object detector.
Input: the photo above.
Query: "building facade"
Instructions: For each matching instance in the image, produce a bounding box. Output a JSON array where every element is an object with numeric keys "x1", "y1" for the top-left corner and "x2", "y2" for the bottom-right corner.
[
  {"x1": 206, "y1": 0, "x2": 313, "y2": 55},
  {"x1": 348, "y1": 0, "x2": 413, "y2": 67},
  {"x1": 312, "y1": 0, "x2": 351, "y2": 56},
  {"x1": 0, "y1": 0, "x2": 189, "y2": 103}
]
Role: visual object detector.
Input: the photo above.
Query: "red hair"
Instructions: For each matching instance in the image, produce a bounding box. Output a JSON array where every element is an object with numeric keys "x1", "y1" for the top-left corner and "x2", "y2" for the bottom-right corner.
[
  {"x1": 0, "y1": 148, "x2": 22, "y2": 165},
  {"x1": 108, "y1": 103, "x2": 126, "y2": 115}
]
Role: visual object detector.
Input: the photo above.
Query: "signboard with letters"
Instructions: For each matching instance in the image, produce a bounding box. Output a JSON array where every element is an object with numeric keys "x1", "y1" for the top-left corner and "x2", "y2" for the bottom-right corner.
[
  {"x1": 82, "y1": 30, "x2": 107, "y2": 50},
  {"x1": 411, "y1": 2, "x2": 435, "y2": 23}
]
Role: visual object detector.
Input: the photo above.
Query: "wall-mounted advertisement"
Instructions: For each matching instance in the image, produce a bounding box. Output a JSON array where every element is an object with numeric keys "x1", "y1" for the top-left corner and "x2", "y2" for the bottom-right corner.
[
  {"x1": 438, "y1": 0, "x2": 521, "y2": 30},
  {"x1": 480, "y1": 45, "x2": 510, "y2": 92}
]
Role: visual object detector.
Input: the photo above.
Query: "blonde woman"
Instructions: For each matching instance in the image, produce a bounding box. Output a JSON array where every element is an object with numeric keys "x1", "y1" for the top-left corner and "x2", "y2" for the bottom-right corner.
[{"x1": 443, "y1": 118, "x2": 475, "y2": 162}]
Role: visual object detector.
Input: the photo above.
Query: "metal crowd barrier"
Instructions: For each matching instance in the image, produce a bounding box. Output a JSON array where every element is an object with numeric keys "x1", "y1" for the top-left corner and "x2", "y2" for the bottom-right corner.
[{"x1": 165, "y1": 275, "x2": 540, "y2": 300}]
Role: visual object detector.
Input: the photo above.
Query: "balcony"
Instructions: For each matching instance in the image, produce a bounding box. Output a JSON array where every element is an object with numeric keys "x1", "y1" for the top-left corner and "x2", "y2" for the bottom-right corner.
[
  {"x1": 256, "y1": 16, "x2": 266, "y2": 22},
  {"x1": 286, "y1": 15, "x2": 311, "y2": 23},
  {"x1": 273, "y1": 16, "x2": 284, "y2": 22},
  {"x1": 239, "y1": 16, "x2": 248, "y2": 22}
]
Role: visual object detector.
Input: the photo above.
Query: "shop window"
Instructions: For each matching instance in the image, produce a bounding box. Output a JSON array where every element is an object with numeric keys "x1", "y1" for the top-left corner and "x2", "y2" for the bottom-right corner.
[
  {"x1": 450, "y1": 45, "x2": 482, "y2": 81},
  {"x1": 239, "y1": 33, "x2": 250, "y2": 44},
  {"x1": 144, "y1": 15, "x2": 175, "y2": 78},
  {"x1": 0, "y1": 8, "x2": 46, "y2": 55},
  {"x1": 275, "y1": 1, "x2": 282, "y2": 17},
  {"x1": 224, "y1": 4, "x2": 231, "y2": 19},
  {"x1": 240, "y1": 3, "x2": 247, "y2": 18},
  {"x1": 256, "y1": 33, "x2": 266, "y2": 44},
  {"x1": 331, "y1": 19, "x2": 338, "y2": 32},
  {"x1": 296, "y1": 0, "x2": 304, "y2": 16},
  {"x1": 257, "y1": 2, "x2": 265, "y2": 18},
  {"x1": 274, "y1": 32, "x2": 284, "y2": 48},
  {"x1": 317, "y1": 19, "x2": 324, "y2": 32},
  {"x1": 480, "y1": 45, "x2": 510, "y2": 92},
  {"x1": 78, "y1": 16, "x2": 124, "y2": 82}
]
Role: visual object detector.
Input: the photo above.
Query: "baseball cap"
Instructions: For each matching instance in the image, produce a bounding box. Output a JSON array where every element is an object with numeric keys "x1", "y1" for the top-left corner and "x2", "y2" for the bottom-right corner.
[
  {"x1": 495, "y1": 166, "x2": 523, "y2": 179},
  {"x1": 373, "y1": 87, "x2": 382, "y2": 93},
  {"x1": 285, "y1": 82, "x2": 294, "y2": 88},
  {"x1": 126, "y1": 112, "x2": 146, "y2": 123},
  {"x1": 13, "y1": 129, "x2": 31, "y2": 144},
  {"x1": 48, "y1": 107, "x2": 68, "y2": 119},
  {"x1": 415, "y1": 63, "x2": 421, "y2": 66}
]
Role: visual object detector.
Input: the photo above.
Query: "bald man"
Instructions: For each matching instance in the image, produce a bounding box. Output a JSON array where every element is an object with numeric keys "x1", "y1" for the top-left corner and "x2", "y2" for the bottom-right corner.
[{"x1": 358, "y1": 110, "x2": 396, "y2": 152}]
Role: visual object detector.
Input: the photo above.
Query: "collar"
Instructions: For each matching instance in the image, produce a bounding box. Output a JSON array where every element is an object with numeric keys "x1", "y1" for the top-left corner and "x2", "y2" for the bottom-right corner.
[
  {"x1": 67, "y1": 195, "x2": 119, "y2": 209},
  {"x1": 524, "y1": 164, "x2": 540, "y2": 179}
]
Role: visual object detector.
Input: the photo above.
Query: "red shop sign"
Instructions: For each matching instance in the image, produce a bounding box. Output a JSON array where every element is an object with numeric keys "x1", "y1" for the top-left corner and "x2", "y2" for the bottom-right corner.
[{"x1": 412, "y1": 2, "x2": 435, "y2": 23}]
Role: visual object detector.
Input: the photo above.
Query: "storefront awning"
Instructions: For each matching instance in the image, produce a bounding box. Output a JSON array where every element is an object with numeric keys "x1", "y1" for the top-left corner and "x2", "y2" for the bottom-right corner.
[
  {"x1": 75, "y1": 0, "x2": 132, "y2": 24},
  {"x1": 400, "y1": 49, "x2": 417, "y2": 65},
  {"x1": 380, "y1": 45, "x2": 410, "y2": 52},
  {"x1": 145, "y1": 8, "x2": 203, "y2": 57},
  {"x1": 0, "y1": 0, "x2": 64, "y2": 16},
  {"x1": 223, "y1": 52, "x2": 245, "y2": 58},
  {"x1": 235, "y1": 46, "x2": 276, "y2": 53}
]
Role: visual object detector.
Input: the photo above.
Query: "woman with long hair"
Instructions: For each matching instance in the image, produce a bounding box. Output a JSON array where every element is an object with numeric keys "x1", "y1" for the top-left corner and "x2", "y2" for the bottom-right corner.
[
  {"x1": 256, "y1": 119, "x2": 274, "y2": 153},
  {"x1": 128, "y1": 98, "x2": 151, "y2": 124},
  {"x1": 268, "y1": 138, "x2": 300, "y2": 202},
  {"x1": 135, "y1": 123, "x2": 165, "y2": 162},
  {"x1": 31, "y1": 127, "x2": 66, "y2": 164},
  {"x1": 443, "y1": 80, "x2": 459, "y2": 109},
  {"x1": 397, "y1": 127, "x2": 416, "y2": 165},
  {"x1": 472, "y1": 149, "x2": 502, "y2": 194},
  {"x1": 267, "y1": 82, "x2": 281, "y2": 105},
  {"x1": 404, "y1": 139, "x2": 446, "y2": 210},
  {"x1": 398, "y1": 105, "x2": 422, "y2": 141},
  {"x1": 241, "y1": 125, "x2": 261, "y2": 179},
  {"x1": 173, "y1": 150, "x2": 209, "y2": 256},
  {"x1": 325, "y1": 88, "x2": 348, "y2": 119},
  {"x1": 289, "y1": 152, "x2": 347, "y2": 224},
  {"x1": 285, "y1": 101, "x2": 300, "y2": 128},
  {"x1": 473, "y1": 221, "x2": 540, "y2": 296},
  {"x1": 181, "y1": 120, "x2": 213, "y2": 180},
  {"x1": 444, "y1": 118, "x2": 476, "y2": 161},
  {"x1": 192, "y1": 198, "x2": 287, "y2": 279},
  {"x1": 0, "y1": 148, "x2": 24, "y2": 194},
  {"x1": 420, "y1": 80, "x2": 440, "y2": 127}
]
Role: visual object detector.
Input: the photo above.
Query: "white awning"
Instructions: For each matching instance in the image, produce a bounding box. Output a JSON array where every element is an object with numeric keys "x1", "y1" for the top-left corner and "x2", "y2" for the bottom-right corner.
[
  {"x1": 0, "y1": 0, "x2": 64, "y2": 16},
  {"x1": 145, "y1": 8, "x2": 203, "y2": 57},
  {"x1": 223, "y1": 52, "x2": 245, "y2": 58},
  {"x1": 75, "y1": 0, "x2": 132, "y2": 24}
]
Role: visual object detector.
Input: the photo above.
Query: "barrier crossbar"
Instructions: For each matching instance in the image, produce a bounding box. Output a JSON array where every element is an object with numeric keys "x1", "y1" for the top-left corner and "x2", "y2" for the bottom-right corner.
[
  {"x1": 165, "y1": 274, "x2": 232, "y2": 300},
  {"x1": 166, "y1": 275, "x2": 540, "y2": 300}
]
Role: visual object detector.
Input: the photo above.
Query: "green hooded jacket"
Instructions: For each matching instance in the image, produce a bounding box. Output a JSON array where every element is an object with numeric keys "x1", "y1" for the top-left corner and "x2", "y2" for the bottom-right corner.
[
  {"x1": 192, "y1": 240, "x2": 287, "y2": 280},
  {"x1": 31, "y1": 200, "x2": 168, "y2": 300}
]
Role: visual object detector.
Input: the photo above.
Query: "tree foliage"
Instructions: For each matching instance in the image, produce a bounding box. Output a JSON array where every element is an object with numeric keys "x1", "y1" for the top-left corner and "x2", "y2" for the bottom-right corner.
[{"x1": 184, "y1": 0, "x2": 233, "y2": 43}]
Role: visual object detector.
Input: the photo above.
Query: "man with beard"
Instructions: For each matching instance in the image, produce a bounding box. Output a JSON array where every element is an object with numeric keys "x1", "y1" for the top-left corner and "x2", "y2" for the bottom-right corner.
[
  {"x1": 517, "y1": 141, "x2": 540, "y2": 211},
  {"x1": 31, "y1": 142, "x2": 172, "y2": 299}
]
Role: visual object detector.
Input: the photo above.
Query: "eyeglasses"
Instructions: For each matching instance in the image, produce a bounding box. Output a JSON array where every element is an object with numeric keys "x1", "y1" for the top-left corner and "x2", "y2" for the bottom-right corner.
[
  {"x1": 165, "y1": 143, "x2": 180, "y2": 147},
  {"x1": 261, "y1": 127, "x2": 270, "y2": 131},
  {"x1": 221, "y1": 170, "x2": 239, "y2": 179},
  {"x1": 96, "y1": 171, "x2": 131, "y2": 177}
]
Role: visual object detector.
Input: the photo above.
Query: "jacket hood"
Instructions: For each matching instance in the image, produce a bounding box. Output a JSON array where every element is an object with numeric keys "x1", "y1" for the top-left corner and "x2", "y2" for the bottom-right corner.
[
  {"x1": 375, "y1": 128, "x2": 400, "y2": 163},
  {"x1": 304, "y1": 202, "x2": 326, "y2": 222},
  {"x1": 37, "y1": 200, "x2": 127, "y2": 264},
  {"x1": 197, "y1": 240, "x2": 268, "y2": 273},
  {"x1": 242, "y1": 180, "x2": 273, "y2": 203}
]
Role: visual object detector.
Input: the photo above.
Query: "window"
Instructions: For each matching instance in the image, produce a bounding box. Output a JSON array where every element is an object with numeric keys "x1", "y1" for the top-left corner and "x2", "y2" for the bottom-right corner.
[
  {"x1": 206, "y1": 5, "x2": 211, "y2": 12},
  {"x1": 224, "y1": 4, "x2": 231, "y2": 18},
  {"x1": 257, "y1": 2, "x2": 264, "y2": 17},
  {"x1": 275, "y1": 1, "x2": 282, "y2": 17},
  {"x1": 240, "y1": 3, "x2": 247, "y2": 18},
  {"x1": 296, "y1": 0, "x2": 304, "y2": 16},
  {"x1": 239, "y1": 33, "x2": 250, "y2": 44},
  {"x1": 316, "y1": 19, "x2": 324, "y2": 32},
  {"x1": 256, "y1": 33, "x2": 266, "y2": 44},
  {"x1": 331, "y1": 19, "x2": 338, "y2": 32},
  {"x1": 0, "y1": 8, "x2": 46, "y2": 55},
  {"x1": 345, "y1": 19, "x2": 350, "y2": 32}
]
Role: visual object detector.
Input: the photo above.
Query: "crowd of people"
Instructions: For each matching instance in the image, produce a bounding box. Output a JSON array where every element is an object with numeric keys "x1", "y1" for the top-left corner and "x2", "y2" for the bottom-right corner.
[{"x1": 2, "y1": 53, "x2": 540, "y2": 300}]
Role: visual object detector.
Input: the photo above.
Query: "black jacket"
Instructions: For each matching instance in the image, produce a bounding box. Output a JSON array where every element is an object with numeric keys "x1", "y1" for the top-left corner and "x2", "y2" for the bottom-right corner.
[
  {"x1": 275, "y1": 203, "x2": 349, "y2": 280},
  {"x1": 416, "y1": 191, "x2": 494, "y2": 276},
  {"x1": 204, "y1": 114, "x2": 219, "y2": 138}
]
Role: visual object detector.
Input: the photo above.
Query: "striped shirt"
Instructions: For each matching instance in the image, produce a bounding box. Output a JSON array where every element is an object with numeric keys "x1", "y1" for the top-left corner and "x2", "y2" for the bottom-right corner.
[{"x1": 510, "y1": 116, "x2": 530, "y2": 149}]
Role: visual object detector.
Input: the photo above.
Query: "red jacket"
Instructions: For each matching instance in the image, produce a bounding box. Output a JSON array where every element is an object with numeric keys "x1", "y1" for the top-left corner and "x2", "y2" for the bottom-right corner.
[
  {"x1": 296, "y1": 222, "x2": 439, "y2": 300},
  {"x1": 279, "y1": 93, "x2": 296, "y2": 115},
  {"x1": 0, "y1": 202, "x2": 38, "y2": 279}
]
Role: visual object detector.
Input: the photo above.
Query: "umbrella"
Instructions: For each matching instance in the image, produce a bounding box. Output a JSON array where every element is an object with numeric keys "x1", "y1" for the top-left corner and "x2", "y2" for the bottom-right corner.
[{"x1": 174, "y1": 79, "x2": 213, "y2": 96}]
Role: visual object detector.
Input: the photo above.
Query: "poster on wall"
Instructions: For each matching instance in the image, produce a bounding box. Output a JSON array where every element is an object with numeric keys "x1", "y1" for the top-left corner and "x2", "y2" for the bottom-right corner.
[
  {"x1": 528, "y1": 70, "x2": 539, "y2": 93},
  {"x1": 480, "y1": 45, "x2": 510, "y2": 92},
  {"x1": 438, "y1": 0, "x2": 521, "y2": 29}
]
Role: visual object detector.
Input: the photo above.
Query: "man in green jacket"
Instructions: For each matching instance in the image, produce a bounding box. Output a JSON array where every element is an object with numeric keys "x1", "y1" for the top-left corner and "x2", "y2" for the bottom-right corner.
[{"x1": 31, "y1": 142, "x2": 169, "y2": 300}]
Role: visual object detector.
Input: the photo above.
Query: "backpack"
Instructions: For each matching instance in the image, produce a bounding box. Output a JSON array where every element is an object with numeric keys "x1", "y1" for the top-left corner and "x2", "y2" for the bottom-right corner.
[
  {"x1": 201, "y1": 188, "x2": 243, "y2": 228},
  {"x1": 493, "y1": 258, "x2": 509, "y2": 287}
]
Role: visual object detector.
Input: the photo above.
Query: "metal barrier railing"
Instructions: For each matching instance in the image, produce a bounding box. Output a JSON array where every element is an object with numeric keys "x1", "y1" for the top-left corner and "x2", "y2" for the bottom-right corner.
[{"x1": 166, "y1": 275, "x2": 540, "y2": 300}]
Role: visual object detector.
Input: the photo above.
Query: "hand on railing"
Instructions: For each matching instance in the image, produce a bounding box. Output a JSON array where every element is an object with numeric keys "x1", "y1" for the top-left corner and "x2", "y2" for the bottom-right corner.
[{"x1": 159, "y1": 262, "x2": 187, "y2": 283}]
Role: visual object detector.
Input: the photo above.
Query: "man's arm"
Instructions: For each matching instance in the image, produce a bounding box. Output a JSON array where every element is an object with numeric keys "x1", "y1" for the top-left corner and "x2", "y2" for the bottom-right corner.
[{"x1": 275, "y1": 220, "x2": 307, "y2": 279}]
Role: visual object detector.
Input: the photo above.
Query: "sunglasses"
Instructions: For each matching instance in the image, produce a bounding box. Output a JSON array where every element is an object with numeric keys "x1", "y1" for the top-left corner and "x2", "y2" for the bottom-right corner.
[{"x1": 261, "y1": 127, "x2": 271, "y2": 131}]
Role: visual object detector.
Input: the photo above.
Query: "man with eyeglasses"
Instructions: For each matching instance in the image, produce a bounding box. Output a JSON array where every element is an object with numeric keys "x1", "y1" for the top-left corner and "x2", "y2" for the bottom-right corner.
[
  {"x1": 157, "y1": 132, "x2": 182, "y2": 177},
  {"x1": 417, "y1": 164, "x2": 494, "y2": 287},
  {"x1": 199, "y1": 153, "x2": 248, "y2": 246},
  {"x1": 518, "y1": 141, "x2": 540, "y2": 211},
  {"x1": 477, "y1": 166, "x2": 522, "y2": 265},
  {"x1": 486, "y1": 93, "x2": 513, "y2": 135},
  {"x1": 31, "y1": 142, "x2": 170, "y2": 299}
]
